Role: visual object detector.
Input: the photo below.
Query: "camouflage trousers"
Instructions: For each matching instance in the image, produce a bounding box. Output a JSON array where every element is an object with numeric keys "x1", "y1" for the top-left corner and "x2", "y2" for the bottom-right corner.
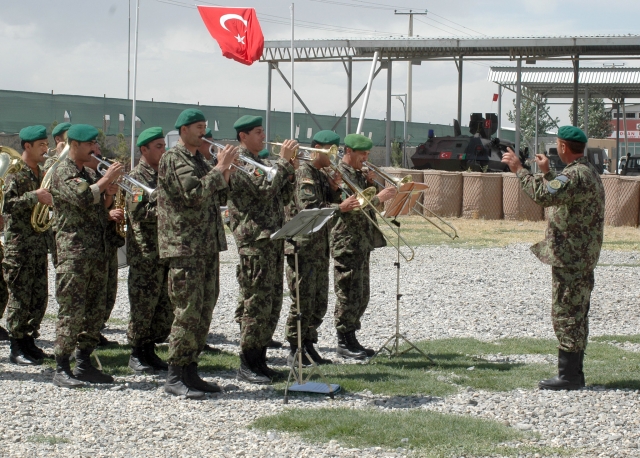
[
  {"x1": 551, "y1": 267, "x2": 595, "y2": 352},
  {"x1": 166, "y1": 255, "x2": 219, "y2": 366},
  {"x1": 103, "y1": 248, "x2": 119, "y2": 325},
  {"x1": 54, "y1": 258, "x2": 108, "y2": 356},
  {"x1": 127, "y1": 258, "x2": 173, "y2": 347},
  {"x1": 3, "y1": 253, "x2": 48, "y2": 339},
  {"x1": 285, "y1": 251, "x2": 330, "y2": 345},
  {"x1": 333, "y1": 251, "x2": 371, "y2": 334},
  {"x1": 238, "y1": 241, "x2": 284, "y2": 351},
  {"x1": 0, "y1": 249, "x2": 9, "y2": 319}
]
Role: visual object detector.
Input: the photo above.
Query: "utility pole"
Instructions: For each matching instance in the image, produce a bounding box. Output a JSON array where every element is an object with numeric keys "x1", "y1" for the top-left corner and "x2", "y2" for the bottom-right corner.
[{"x1": 394, "y1": 10, "x2": 427, "y2": 122}]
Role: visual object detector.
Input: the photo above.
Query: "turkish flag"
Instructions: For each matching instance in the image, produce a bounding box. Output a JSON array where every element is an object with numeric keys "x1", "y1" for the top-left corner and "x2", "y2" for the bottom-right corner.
[
  {"x1": 492, "y1": 93, "x2": 499, "y2": 102},
  {"x1": 198, "y1": 6, "x2": 264, "y2": 66}
]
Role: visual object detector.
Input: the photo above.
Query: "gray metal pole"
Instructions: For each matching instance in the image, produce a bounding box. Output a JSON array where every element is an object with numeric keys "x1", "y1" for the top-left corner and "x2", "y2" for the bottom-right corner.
[
  {"x1": 357, "y1": 51, "x2": 380, "y2": 135},
  {"x1": 346, "y1": 57, "x2": 352, "y2": 134},
  {"x1": 385, "y1": 59, "x2": 392, "y2": 167},
  {"x1": 515, "y1": 58, "x2": 522, "y2": 157},
  {"x1": 290, "y1": 3, "x2": 294, "y2": 139},
  {"x1": 127, "y1": 0, "x2": 131, "y2": 100},
  {"x1": 497, "y1": 83, "x2": 502, "y2": 138},
  {"x1": 535, "y1": 102, "x2": 539, "y2": 156},
  {"x1": 130, "y1": 0, "x2": 140, "y2": 169},
  {"x1": 403, "y1": 99, "x2": 407, "y2": 168},
  {"x1": 407, "y1": 14, "x2": 413, "y2": 122},
  {"x1": 266, "y1": 63, "x2": 272, "y2": 142},
  {"x1": 616, "y1": 102, "x2": 620, "y2": 173},
  {"x1": 584, "y1": 86, "x2": 589, "y2": 139},
  {"x1": 622, "y1": 98, "x2": 629, "y2": 158},
  {"x1": 572, "y1": 56, "x2": 579, "y2": 127},
  {"x1": 457, "y1": 56, "x2": 463, "y2": 125}
]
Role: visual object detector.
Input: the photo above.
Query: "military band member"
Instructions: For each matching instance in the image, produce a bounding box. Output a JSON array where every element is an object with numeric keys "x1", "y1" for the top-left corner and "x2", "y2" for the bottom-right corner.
[
  {"x1": 284, "y1": 130, "x2": 358, "y2": 366},
  {"x1": 331, "y1": 134, "x2": 396, "y2": 359},
  {"x1": 50, "y1": 124, "x2": 124, "y2": 388},
  {"x1": 157, "y1": 109, "x2": 237, "y2": 399},
  {"x1": 0, "y1": 226, "x2": 8, "y2": 341},
  {"x1": 201, "y1": 128, "x2": 217, "y2": 166},
  {"x1": 126, "y1": 127, "x2": 173, "y2": 373},
  {"x1": 502, "y1": 126, "x2": 605, "y2": 390},
  {"x1": 3, "y1": 125, "x2": 52, "y2": 365},
  {"x1": 228, "y1": 115, "x2": 296, "y2": 384},
  {"x1": 44, "y1": 122, "x2": 71, "y2": 172}
]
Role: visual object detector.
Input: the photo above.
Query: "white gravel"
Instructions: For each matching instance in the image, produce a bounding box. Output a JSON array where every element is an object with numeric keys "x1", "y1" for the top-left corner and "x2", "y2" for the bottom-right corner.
[{"x1": 1, "y1": 239, "x2": 640, "y2": 457}]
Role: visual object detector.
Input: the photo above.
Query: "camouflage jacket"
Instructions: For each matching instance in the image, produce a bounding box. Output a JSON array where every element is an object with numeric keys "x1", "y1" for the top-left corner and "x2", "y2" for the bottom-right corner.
[
  {"x1": 517, "y1": 156, "x2": 605, "y2": 271},
  {"x1": 2, "y1": 163, "x2": 49, "y2": 256},
  {"x1": 330, "y1": 162, "x2": 386, "y2": 257},
  {"x1": 157, "y1": 143, "x2": 228, "y2": 258},
  {"x1": 51, "y1": 156, "x2": 114, "y2": 263},
  {"x1": 227, "y1": 146, "x2": 295, "y2": 255},
  {"x1": 43, "y1": 154, "x2": 58, "y2": 173},
  {"x1": 284, "y1": 162, "x2": 341, "y2": 256},
  {"x1": 126, "y1": 157, "x2": 160, "y2": 261}
]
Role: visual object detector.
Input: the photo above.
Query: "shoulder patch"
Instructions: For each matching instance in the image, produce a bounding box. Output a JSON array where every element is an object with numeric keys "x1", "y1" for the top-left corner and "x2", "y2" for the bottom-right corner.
[
  {"x1": 300, "y1": 178, "x2": 315, "y2": 185},
  {"x1": 547, "y1": 175, "x2": 568, "y2": 194}
]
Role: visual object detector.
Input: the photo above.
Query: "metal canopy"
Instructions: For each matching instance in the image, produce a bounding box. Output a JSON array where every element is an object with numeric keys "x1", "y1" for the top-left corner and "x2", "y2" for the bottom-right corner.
[
  {"x1": 488, "y1": 66, "x2": 640, "y2": 99},
  {"x1": 261, "y1": 35, "x2": 640, "y2": 62}
]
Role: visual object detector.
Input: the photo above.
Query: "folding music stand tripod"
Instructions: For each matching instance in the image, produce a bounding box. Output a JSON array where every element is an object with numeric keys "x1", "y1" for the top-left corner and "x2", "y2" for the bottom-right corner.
[
  {"x1": 370, "y1": 183, "x2": 433, "y2": 363},
  {"x1": 271, "y1": 208, "x2": 341, "y2": 403}
]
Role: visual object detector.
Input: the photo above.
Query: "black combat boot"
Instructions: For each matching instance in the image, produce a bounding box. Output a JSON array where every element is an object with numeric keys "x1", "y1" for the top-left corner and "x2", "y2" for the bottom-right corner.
[
  {"x1": 0, "y1": 326, "x2": 9, "y2": 341},
  {"x1": 72, "y1": 348, "x2": 114, "y2": 383},
  {"x1": 237, "y1": 349, "x2": 271, "y2": 385},
  {"x1": 304, "y1": 341, "x2": 332, "y2": 365},
  {"x1": 578, "y1": 351, "x2": 586, "y2": 387},
  {"x1": 52, "y1": 355, "x2": 84, "y2": 389},
  {"x1": 24, "y1": 336, "x2": 52, "y2": 360},
  {"x1": 539, "y1": 349, "x2": 582, "y2": 391},
  {"x1": 266, "y1": 339, "x2": 283, "y2": 349},
  {"x1": 183, "y1": 362, "x2": 222, "y2": 393},
  {"x1": 259, "y1": 346, "x2": 284, "y2": 380},
  {"x1": 97, "y1": 333, "x2": 116, "y2": 347},
  {"x1": 336, "y1": 331, "x2": 367, "y2": 360},
  {"x1": 9, "y1": 338, "x2": 41, "y2": 365},
  {"x1": 349, "y1": 331, "x2": 375, "y2": 357},
  {"x1": 164, "y1": 365, "x2": 205, "y2": 399},
  {"x1": 287, "y1": 343, "x2": 312, "y2": 368},
  {"x1": 129, "y1": 346, "x2": 154, "y2": 374},
  {"x1": 143, "y1": 343, "x2": 168, "y2": 371}
]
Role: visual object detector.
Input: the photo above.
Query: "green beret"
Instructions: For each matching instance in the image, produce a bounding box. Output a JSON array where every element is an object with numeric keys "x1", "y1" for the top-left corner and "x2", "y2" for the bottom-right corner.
[
  {"x1": 174, "y1": 108, "x2": 206, "y2": 129},
  {"x1": 233, "y1": 115, "x2": 262, "y2": 132},
  {"x1": 67, "y1": 124, "x2": 99, "y2": 142},
  {"x1": 344, "y1": 133, "x2": 373, "y2": 151},
  {"x1": 557, "y1": 126, "x2": 587, "y2": 144},
  {"x1": 137, "y1": 127, "x2": 164, "y2": 148},
  {"x1": 204, "y1": 128, "x2": 213, "y2": 139},
  {"x1": 258, "y1": 149, "x2": 270, "y2": 158},
  {"x1": 51, "y1": 122, "x2": 72, "y2": 138},
  {"x1": 19, "y1": 125, "x2": 47, "y2": 142},
  {"x1": 313, "y1": 130, "x2": 340, "y2": 146}
]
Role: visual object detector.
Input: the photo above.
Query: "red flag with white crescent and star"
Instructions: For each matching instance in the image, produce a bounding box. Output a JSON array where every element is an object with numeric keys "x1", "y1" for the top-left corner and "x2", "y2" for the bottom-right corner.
[{"x1": 197, "y1": 6, "x2": 264, "y2": 66}]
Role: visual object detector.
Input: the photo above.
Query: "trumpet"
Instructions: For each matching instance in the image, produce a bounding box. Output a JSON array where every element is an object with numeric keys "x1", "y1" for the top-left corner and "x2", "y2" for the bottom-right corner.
[
  {"x1": 31, "y1": 144, "x2": 70, "y2": 232},
  {"x1": 91, "y1": 154, "x2": 156, "y2": 196},
  {"x1": 362, "y1": 161, "x2": 458, "y2": 240},
  {"x1": 0, "y1": 146, "x2": 24, "y2": 213},
  {"x1": 265, "y1": 142, "x2": 339, "y2": 161},
  {"x1": 201, "y1": 138, "x2": 278, "y2": 182}
]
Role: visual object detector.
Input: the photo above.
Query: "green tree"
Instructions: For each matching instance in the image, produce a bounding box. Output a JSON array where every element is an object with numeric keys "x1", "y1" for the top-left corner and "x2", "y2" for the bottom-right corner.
[
  {"x1": 97, "y1": 129, "x2": 112, "y2": 157},
  {"x1": 113, "y1": 133, "x2": 130, "y2": 164},
  {"x1": 507, "y1": 88, "x2": 560, "y2": 148},
  {"x1": 391, "y1": 141, "x2": 402, "y2": 168},
  {"x1": 569, "y1": 98, "x2": 612, "y2": 139}
]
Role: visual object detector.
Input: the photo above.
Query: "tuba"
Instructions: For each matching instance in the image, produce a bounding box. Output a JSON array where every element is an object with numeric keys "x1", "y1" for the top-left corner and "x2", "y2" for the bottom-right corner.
[
  {"x1": 31, "y1": 144, "x2": 70, "y2": 232},
  {"x1": 0, "y1": 146, "x2": 25, "y2": 213}
]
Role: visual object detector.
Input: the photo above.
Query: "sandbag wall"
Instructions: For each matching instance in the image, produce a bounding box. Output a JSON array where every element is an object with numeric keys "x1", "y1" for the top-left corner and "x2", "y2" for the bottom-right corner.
[{"x1": 502, "y1": 173, "x2": 544, "y2": 221}]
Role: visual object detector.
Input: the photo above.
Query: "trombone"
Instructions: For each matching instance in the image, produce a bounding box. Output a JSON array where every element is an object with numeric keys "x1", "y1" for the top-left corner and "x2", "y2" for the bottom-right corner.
[
  {"x1": 91, "y1": 154, "x2": 156, "y2": 196},
  {"x1": 362, "y1": 161, "x2": 458, "y2": 240},
  {"x1": 201, "y1": 138, "x2": 278, "y2": 182}
]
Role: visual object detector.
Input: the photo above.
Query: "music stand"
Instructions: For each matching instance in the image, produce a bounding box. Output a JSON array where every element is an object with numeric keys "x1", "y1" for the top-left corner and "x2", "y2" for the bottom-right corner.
[
  {"x1": 271, "y1": 208, "x2": 341, "y2": 403},
  {"x1": 370, "y1": 183, "x2": 433, "y2": 363}
]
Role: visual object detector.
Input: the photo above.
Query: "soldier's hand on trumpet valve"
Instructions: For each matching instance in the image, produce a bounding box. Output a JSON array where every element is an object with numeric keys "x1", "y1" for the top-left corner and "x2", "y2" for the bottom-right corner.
[
  {"x1": 376, "y1": 186, "x2": 397, "y2": 203},
  {"x1": 339, "y1": 194, "x2": 360, "y2": 213},
  {"x1": 108, "y1": 208, "x2": 125, "y2": 223},
  {"x1": 35, "y1": 188, "x2": 53, "y2": 206},
  {"x1": 279, "y1": 139, "x2": 297, "y2": 161},
  {"x1": 102, "y1": 161, "x2": 124, "y2": 183},
  {"x1": 215, "y1": 144, "x2": 239, "y2": 171}
]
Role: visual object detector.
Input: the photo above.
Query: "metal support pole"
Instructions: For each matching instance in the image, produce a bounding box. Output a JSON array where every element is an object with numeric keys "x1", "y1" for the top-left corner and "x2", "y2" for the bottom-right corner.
[
  {"x1": 266, "y1": 62, "x2": 272, "y2": 142},
  {"x1": 290, "y1": 3, "x2": 295, "y2": 139},
  {"x1": 622, "y1": 98, "x2": 629, "y2": 159},
  {"x1": 515, "y1": 58, "x2": 522, "y2": 157},
  {"x1": 127, "y1": 0, "x2": 131, "y2": 99},
  {"x1": 456, "y1": 56, "x2": 463, "y2": 125},
  {"x1": 357, "y1": 51, "x2": 380, "y2": 135},
  {"x1": 130, "y1": 0, "x2": 140, "y2": 169},
  {"x1": 346, "y1": 57, "x2": 352, "y2": 134},
  {"x1": 407, "y1": 14, "x2": 413, "y2": 122},
  {"x1": 385, "y1": 59, "x2": 392, "y2": 167},
  {"x1": 584, "y1": 86, "x2": 589, "y2": 139},
  {"x1": 497, "y1": 83, "x2": 502, "y2": 138},
  {"x1": 403, "y1": 100, "x2": 407, "y2": 168},
  {"x1": 616, "y1": 101, "x2": 620, "y2": 173},
  {"x1": 572, "y1": 56, "x2": 579, "y2": 127},
  {"x1": 535, "y1": 103, "x2": 539, "y2": 156}
]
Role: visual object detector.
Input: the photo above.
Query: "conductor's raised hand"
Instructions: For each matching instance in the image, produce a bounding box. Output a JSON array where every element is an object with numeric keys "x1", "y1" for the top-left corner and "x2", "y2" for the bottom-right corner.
[
  {"x1": 501, "y1": 147, "x2": 523, "y2": 173},
  {"x1": 534, "y1": 153, "x2": 550, "y2": 174},
  {"x1": 279, "y1": 139, "x2": 298, "y2": 162}
]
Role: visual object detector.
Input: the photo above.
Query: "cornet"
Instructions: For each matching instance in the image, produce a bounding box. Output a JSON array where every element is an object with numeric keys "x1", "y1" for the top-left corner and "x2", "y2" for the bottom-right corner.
[
  {"x1": 91, "y1": 154, "x2": 156, "y2": 196},
  {"x1": 201, "y1": 138, "x2": 278, "y2": 182}
]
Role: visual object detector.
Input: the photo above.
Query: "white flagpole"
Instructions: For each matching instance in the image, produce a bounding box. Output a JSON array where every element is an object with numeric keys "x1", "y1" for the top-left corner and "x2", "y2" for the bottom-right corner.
[
  {"x1": 290, "y1": 3, "x2": 294, "y2": 139},
  {"x1": 130, "y1": 0, "x2": 141, "y2": 170}
]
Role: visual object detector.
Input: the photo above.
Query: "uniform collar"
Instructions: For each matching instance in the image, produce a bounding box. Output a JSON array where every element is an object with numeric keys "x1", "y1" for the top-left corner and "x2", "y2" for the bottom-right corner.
[{"x1": 565, "y1": 155, "x2": 589, "y2": 169}]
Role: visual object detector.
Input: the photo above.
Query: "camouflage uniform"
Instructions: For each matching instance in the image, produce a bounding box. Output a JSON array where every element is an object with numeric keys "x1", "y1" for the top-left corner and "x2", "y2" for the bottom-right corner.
[
  {"x1": 227, "y1": 146, "x2": 295, "y2": 351},
  {"x1": 51, "y1": 157, "x2": 117, "y2": 356},
  {"x1": 157, "y1": 144, "x2": 228, "y2": 367},
  {"x1": 330, "y1": 162, "x2": 385, "y2": 334},
  {"x1": 103, "y1": 245, "x2": 119, "y2": 325},
  {"x1": 2, "y1": 165, "x2": 49, "y2": 339},
  {"x1": 284, "y1": 162, "x2": 340, "y2": 344},
  {"x1": 0, "y1": 245, "x2": 8, "y2": 320},
  {"x1": 517, "y1": 156, "x2": 605, "y2": 352},
  {"x1": 44, "y1": 154, "x2": 60, "y2": 267},
  {"x1": 127, "y1": 157, "x2": 173, "y2": 347}
]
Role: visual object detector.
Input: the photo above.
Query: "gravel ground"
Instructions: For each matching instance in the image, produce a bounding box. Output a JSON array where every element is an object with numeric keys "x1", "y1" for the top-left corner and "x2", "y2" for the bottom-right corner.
[{"x1": 1, "y1": 240, "x2": 640, "y2": 457}]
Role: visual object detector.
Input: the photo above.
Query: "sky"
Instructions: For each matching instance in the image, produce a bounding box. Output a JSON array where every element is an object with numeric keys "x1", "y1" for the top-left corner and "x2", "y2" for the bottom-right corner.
[{"x1": 1, "y1": 0, "x2": 639, "y2": 130}]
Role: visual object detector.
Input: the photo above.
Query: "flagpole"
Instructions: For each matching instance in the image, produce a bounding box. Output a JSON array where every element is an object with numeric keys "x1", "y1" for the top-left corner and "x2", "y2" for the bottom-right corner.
[
  {"x1": 290, "y1": 3, "x2": 294, "y2": 139},
  {"x1": 130, "y1": 0, "x2": 141, "y2": 170}
]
